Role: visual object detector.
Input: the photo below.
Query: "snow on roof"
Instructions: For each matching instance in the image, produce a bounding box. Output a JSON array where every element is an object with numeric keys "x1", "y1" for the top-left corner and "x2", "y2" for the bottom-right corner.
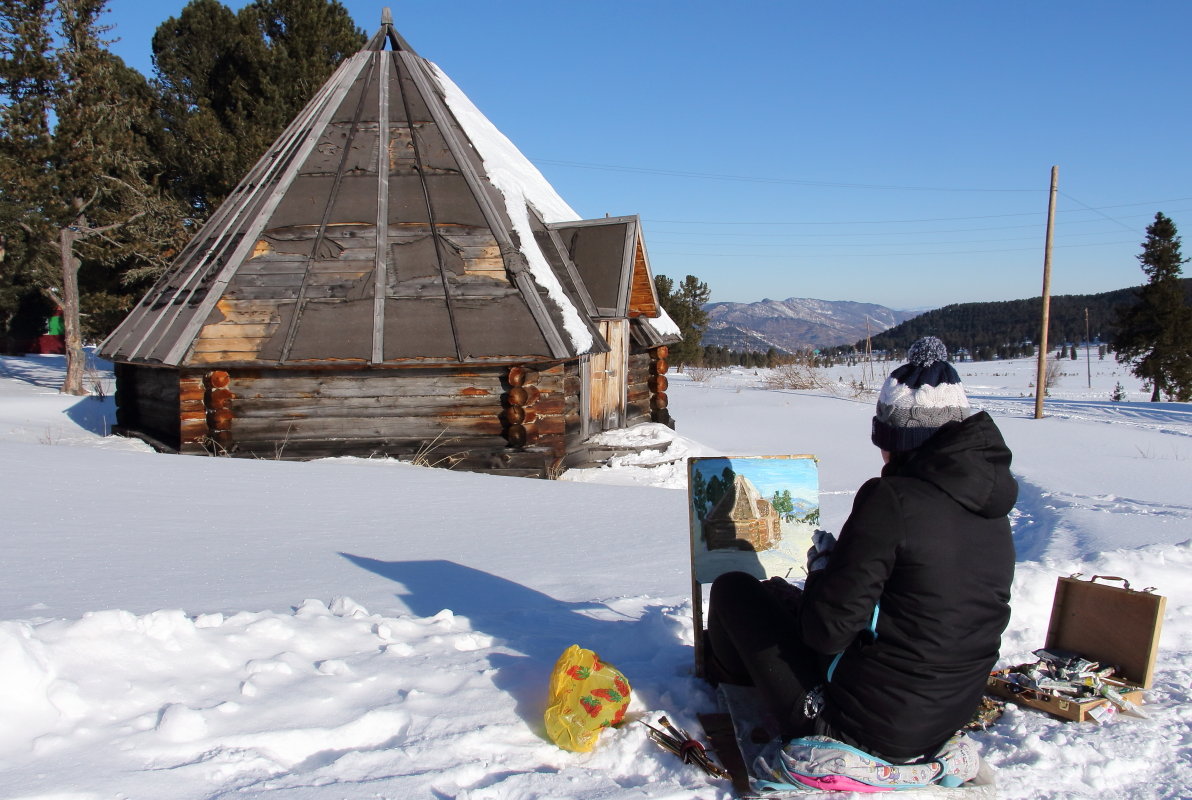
[
  {"x1": 651, "y1": 306, "x2": 682, "y2": 337},
  {"x1": 431, "y1": 63, "x2": 593, "y2": 354}
]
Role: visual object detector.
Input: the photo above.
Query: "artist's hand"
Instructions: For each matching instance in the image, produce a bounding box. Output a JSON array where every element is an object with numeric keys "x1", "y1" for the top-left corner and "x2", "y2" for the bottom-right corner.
[{"x1": 806, "y1": 529, "x2": 836, "y2": 573}]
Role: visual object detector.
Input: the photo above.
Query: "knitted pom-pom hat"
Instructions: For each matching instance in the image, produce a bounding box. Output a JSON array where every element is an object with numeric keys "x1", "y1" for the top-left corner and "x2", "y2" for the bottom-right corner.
[{"x1": 871, "y1": 336, "x2": 971, "y2": 452}]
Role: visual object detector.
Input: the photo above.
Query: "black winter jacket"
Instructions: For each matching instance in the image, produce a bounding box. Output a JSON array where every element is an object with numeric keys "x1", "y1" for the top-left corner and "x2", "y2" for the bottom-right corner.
[{"x1": 800, "y1": 411, "x2": 1017, "y2": 760}]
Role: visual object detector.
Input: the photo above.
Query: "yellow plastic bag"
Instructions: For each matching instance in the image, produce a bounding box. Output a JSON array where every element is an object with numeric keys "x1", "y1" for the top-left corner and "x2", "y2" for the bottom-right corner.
[{"x1": 544, "y1": 644, "x2": 632, "y2": 752}]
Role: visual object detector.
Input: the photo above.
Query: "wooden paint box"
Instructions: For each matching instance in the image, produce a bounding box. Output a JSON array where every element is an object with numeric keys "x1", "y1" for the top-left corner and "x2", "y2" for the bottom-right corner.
[{"x1": 987, "y1": 574, "x2": 1165, "y2": 722}]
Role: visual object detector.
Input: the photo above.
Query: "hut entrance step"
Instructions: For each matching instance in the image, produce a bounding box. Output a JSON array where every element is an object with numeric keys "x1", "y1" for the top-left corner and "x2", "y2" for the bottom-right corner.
[{"x1": 562, "y1": 439, "x2": 685, "y2": 471}]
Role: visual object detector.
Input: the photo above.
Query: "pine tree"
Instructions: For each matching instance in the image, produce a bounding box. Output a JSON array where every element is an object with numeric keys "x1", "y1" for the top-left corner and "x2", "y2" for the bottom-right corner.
[
  {"x1": 654, "y1": 273, "x2": 710, "y2": 367},
  {"x1": 152, "y1": 0, "x2": 268, "y2": 214},
  {"x1": 1114, "y1": 213, "x2": 1192, "y2": 401},
  {"x1": 1, "y1": 0, "x2": 185, "y2": 391},
  {"x1": 770, "y1": 489, "x2": 795, "y2": 521},
  {"x1": 0, "y1": 0, "x2": 58, "y2": 344},
  {"x1": 244, "y1": 0, "x2": 365, "y2": 115},
  {"x1": 691, "y1": 469, "x2": 707, "y2": 519},
  {"x1": 153, "y1": 0, "x2": 365, "y2": 214}
]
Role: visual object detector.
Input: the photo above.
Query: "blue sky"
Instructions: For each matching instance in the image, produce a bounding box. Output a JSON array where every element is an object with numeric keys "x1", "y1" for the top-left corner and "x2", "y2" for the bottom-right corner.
[
  {"x1": 102, "y1": 1, "x2": 1192, "y2": 310},
  {"x1": 691, "y1": 456, "x2": 818, "y2": 508}
]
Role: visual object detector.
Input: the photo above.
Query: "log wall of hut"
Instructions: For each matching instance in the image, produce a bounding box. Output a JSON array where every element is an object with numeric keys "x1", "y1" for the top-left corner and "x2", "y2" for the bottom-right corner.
[
  {"x1": 626, "y1": 352, "x2": 653, "y2": 424},
  {"x1": 111, "y1": 363, "x2": 567, "y2": 476},
  {"x1": 113, "y1": 363, "x2": 182, "y2": 451},
  {"x1": 112, "y1": 346, "x2": 673, "y2": 477},
  {"x1": 503, "y1": 362, "x2": 576, "y2": 471},
  {"x1": 204, "y1": 367, "x2": 531, "y2": 471},
  {"x1": 647, "y1": 345, "x2": 672, "y2": 427}
]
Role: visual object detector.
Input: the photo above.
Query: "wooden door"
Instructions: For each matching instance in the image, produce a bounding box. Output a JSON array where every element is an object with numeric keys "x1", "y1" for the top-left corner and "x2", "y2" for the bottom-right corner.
[{"x1": 586, "y1": 319, "x2": 628, "y2": 433}]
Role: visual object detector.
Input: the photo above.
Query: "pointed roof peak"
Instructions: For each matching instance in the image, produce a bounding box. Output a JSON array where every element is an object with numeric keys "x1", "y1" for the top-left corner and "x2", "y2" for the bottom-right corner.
[{"x1": 366, "y1": 7, "x2": 415, "y2": 53}]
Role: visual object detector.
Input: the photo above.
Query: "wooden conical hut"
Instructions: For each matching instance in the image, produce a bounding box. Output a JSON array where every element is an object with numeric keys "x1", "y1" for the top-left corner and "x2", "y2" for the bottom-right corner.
[{"x1": 99, "y1": 11, "x2": 679, "y2": 477}]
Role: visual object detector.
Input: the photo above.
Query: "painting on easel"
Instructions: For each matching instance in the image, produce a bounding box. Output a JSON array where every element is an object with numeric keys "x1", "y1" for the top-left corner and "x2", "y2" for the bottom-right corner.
[{"x1": 688, "y1": 454, "x2": 819, "y2": 674}]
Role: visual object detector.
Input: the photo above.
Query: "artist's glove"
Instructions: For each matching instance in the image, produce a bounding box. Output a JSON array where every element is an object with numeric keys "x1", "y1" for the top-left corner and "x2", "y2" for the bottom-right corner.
[{"x1": 805, "y1": 529, "x2": 837, "y2": 573}]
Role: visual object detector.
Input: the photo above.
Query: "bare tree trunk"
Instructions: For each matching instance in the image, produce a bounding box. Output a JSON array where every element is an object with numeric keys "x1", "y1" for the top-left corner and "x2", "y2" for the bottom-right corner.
[{"x1": 59, "y1": 224, "x2": 87, "y2": 396}]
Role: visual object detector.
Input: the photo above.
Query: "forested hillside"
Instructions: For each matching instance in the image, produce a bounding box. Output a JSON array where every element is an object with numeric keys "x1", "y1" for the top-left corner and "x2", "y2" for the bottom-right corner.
[{"x1": 838, "y1": 279, "x2": 1192, "y2": 358}]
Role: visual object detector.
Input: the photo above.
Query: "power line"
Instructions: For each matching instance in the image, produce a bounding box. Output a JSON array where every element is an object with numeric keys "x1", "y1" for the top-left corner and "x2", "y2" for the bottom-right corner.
[
  {"x1": 533, "y1": 158, "x2": 1038, "y2": 193},
  {"x1": 647, "y1": 231, "x2": 1137, "y2": 248},
  {"x1": 1059, "y1": 190, "x2": 1144, "y2": 233},
  {"x1": 646, "y1": 211, "x2": 1182, "y2": 241},
  {"x1": 641, "y1": 197, "x2": 1192, "y2": 227},
  {"x1": 651, "y1": 239, "x2": 1137, "y2": 259}
]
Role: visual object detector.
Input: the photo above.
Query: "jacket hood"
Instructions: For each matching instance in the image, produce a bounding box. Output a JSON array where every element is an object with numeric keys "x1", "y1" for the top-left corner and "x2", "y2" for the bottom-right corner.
[{"x1": 884, "y1": 411, "x2": 1017, "y2": 518}]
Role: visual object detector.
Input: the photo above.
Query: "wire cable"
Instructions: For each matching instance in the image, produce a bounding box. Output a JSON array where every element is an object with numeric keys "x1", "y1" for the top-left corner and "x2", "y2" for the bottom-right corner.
[
  {"x1": 534, "y1": 158, "x2": 1038, "y2": 193},
  {"x1": 652, "y1": 239, "x2": 1137, "y2": 259},
  {"x1": 1059, "y1": 190, "x2": 1148, "y2": 233},
  {"x1": 643, "y1": 197, "x2": 1192, "y2": 227}
]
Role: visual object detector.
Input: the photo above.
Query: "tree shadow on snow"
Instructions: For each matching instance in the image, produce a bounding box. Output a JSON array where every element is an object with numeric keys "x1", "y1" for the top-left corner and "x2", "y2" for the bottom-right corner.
[
  {"x1": 339, "y1": 554, "x2": 693, "y2": 738},
  {"x1": 0, "y1": 354, "x2": 66, "y2": 388},
  {"x1": 63, "y1": 395, "x2": 116, "y2": 436},
  {"x1": 1, "y1": 352, "x2": 117, "y2": 437}
]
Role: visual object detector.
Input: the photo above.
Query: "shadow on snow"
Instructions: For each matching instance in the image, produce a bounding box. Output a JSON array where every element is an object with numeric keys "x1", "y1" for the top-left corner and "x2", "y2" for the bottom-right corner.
[{"x1": 339, "y1": 554, "x2": 695, "y2": 739}]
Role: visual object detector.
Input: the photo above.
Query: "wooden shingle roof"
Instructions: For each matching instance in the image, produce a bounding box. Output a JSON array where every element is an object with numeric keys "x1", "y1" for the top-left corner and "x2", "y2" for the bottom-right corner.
[{"x1": 101, "y1": 11, "x2": 628, "y2": 368}]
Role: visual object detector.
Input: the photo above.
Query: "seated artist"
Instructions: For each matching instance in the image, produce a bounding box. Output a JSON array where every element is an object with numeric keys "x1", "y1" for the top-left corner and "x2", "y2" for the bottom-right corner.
[{"x1": 705, "y1": 337, "x2": 1017, "y2": 764}]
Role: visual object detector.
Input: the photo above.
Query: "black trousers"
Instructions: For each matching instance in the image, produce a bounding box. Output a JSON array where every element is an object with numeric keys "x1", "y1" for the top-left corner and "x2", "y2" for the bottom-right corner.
[{"x1": 706, "y1": 571, "x2": 827, "y2": 740}]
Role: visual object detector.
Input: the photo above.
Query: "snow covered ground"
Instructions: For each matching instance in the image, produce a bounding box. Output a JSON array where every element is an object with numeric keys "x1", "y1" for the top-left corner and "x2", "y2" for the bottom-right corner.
[{"x1": 1, "y1": 351, "x2": 1190, "y2": 799}]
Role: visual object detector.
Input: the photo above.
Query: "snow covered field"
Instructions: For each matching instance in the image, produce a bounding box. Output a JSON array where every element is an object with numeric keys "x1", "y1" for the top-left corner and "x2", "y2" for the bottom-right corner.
[{"x1": 1, "y1": 351, "x2": 1190, "y2": 799}]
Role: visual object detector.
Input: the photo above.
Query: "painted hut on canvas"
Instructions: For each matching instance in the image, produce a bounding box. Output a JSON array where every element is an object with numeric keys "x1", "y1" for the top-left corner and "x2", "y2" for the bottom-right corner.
[
  {"x1": 98, "y1": 12, "x2": 679, "y2": 477},
  {"x1": 703, "y1": 474, "x2": 782, "y2": 552}
]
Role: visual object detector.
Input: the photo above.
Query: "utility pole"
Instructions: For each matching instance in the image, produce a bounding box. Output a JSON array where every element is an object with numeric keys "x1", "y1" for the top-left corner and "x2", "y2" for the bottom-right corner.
[
  {"x1": 1034, "y1": 166, "x2": 1058, "y2": 419},
  {"x1": 864, "y1": 316, "x2": 874, "y2": 389},
  {"x1": 1085, "y1": 307, "x2": 1092, "y2": 389}
]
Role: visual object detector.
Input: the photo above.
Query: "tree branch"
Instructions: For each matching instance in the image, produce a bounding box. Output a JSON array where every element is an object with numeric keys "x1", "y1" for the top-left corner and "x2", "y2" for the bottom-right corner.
[
  {"x1": 73, "y1": 185, "x2": 102, "y2": 217},
  {"x1": 77, "y1": 209, "x2": 147, "y2": 242}
]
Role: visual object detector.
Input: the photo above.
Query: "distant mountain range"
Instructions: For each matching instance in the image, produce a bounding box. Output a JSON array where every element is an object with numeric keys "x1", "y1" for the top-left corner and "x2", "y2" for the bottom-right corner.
[
  {"x1": 701, "y1": 298, "x2": 919, "y2": 353},
  {"x1": 704, "y1": 280, "x2": 1192, "y2": 357}
]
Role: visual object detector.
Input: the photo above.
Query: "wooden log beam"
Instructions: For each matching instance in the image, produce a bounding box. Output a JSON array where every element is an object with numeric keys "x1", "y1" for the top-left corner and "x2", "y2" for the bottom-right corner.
[
  {"x1": 232, "y1": 374, "x2": 503, "y2": 398},
  {"x1": 229, "y1": 394, "x2": 503, "y2": 415},
  {"x1": 229, "y1": 416, "x2": 505, "y2": 439}
]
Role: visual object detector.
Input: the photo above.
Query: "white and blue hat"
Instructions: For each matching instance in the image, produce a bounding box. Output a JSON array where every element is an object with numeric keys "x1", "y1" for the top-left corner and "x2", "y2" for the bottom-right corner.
[{"x1": 871, "y1": 337, "x2": 970, "y2": 452}]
